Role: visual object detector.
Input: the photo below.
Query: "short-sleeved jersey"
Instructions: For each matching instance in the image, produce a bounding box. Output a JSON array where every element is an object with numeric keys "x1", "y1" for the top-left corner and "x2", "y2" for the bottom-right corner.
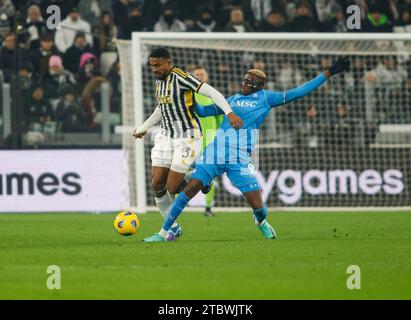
[{"x1": 155, "y1": 67, "x2": 204, "y2": 138}]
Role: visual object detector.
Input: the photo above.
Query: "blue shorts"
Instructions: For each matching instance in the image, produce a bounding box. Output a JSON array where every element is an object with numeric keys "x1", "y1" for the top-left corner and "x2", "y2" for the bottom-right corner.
[{"x1": 191, "y1": 161, "x2": 260, "y2": 194}]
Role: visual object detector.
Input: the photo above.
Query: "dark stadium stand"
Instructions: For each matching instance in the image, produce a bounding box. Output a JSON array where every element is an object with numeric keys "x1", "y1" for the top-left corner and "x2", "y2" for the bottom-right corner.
[{"x1": 0, "y1": 0, "x2": 410, "y2": 148}]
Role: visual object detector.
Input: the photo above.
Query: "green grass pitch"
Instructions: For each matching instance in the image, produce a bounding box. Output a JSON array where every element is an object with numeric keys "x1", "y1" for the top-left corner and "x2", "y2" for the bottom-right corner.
[{"x1": 0, "y1": 211, "x2": 410, "y2": 300}]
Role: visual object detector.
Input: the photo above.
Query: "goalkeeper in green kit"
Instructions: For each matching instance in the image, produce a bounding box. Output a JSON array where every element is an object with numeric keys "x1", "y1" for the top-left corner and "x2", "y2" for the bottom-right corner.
[{"x1": 193, "y1": 66, "x2": 224, "y2": 217}]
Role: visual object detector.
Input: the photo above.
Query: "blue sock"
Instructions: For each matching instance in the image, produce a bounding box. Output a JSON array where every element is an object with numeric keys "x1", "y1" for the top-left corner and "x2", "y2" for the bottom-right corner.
[
  {"x1": 253, "y1": 207, "x2": 267, "y2": 224},
  {"x1": 162, "y1": 192, "x2": 191, "y2": 231}
]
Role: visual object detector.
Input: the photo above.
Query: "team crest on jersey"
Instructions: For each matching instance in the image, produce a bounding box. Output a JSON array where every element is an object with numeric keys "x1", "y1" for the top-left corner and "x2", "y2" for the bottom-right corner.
[
  {"x1": 157, "y1": 95, "x2": 172, "y2": 104},
  {"x1": 252, "y1": 93, "x2": 258, "y2": 98}
]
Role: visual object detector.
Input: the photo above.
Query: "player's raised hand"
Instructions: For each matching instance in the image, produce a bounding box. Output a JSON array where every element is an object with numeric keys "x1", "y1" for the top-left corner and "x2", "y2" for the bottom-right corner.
[
  {"x1": 327, "y1": 56, "x2": 350, "y2": 77},
  {"x1": 227, "y1": 112, "x2": 243, "y2": 129},
  {"x1": 132, "y1": 127, "x2": 147, "y2": 139}
]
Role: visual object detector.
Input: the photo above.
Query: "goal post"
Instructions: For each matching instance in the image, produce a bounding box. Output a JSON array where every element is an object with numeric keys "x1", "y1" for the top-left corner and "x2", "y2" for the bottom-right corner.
[{"x1": 117, "y1": 32, "x2": 411, "y2": 212}]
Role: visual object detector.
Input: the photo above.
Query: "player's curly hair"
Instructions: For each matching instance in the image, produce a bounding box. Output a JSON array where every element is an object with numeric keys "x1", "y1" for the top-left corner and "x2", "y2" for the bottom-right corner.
[
  {"x1": 247, "y1": 69, "x2": 267, "y2": 80},
  {"x1": 150, "y1": 48, "x2": 171, "y2": 59}
]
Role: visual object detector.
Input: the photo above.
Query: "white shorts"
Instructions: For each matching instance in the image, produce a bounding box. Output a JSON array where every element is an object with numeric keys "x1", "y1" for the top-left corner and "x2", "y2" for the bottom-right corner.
[{"x1": 151, "y1": 132, "x2": 203, "y2": 173}]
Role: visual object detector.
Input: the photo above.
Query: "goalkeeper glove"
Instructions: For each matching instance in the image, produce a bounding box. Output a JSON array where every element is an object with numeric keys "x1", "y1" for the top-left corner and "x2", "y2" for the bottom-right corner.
[{"x1": 328, "y1": 57, "x2": 350, "y2": 76}]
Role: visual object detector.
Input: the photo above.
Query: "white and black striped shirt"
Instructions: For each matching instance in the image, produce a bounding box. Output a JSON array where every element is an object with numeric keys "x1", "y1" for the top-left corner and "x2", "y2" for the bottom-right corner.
[{"x1": 155, "y1": 67, "x2": 204, "y2": 138}]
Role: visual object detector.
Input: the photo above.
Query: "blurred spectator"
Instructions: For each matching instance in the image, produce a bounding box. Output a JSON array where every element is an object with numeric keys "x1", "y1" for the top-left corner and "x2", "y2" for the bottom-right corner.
[
  {"x1": 0, "y1": 32, "x2": 16, "y2": 81},
  {"x1": 25, "y1": 85, "x2": 54, "y2": 130},
  {"x1": 259, "y1": 9, "x2": 288, "y2": 32},
  {"x1": 22, "y1": 4, "x2": 47, "y2": 50},
  {"x1": 329, "y1": 9, "x2": 347, "y2": 32},
  {"x1": 393, "y1": 6, "x2": 411, "y2": 33},
  {"x1": 18, "y1": 63, "x2": 33, "y2": 91},
  {"x1": 0, "y1": 0, "x2": 15, "y2": 43},
  {"x1": 142, "y1": 0, "x2": 180, "y2": 30},
  {"x1": 9, "y1": 0, "x2": 27, "y2": 13},
  {"x1": 40, "y1": 55, "x2": 76, "y2": 99},
  {"x1": 212, "y1": 0, "x2": 246, "y2": 27},
  {"x1": 365, "y1": 57, "x2": 408, "y2": 123},
  {"x1": 0, "y1": 32, "x2": 30, "y2": 82},
  {"x1": 365, "y1": 0, "x2": 397, "y2": 22},
  {"x1": 63, "y1": 32, "x2": 94, "y2": 74},
  {"x1": 30, "y1": 33, "x2": 60, "y2": 77},
  {"x1": 56, "y1": 85, "x2": 88, "y2": 133},
  {"x1": 122, "y1": 3, "x2": 147, "y2": 40},
  {"x1": 364, "y1": 120, "x2": 378, "y2": 146},
  {"x1": 106, "y1": 60, "x2": 121, "y2": 99},
  {"x1": 106, "y1": 60, "x2": 121, "y2": 113},
  {"x1": 326, "y1": 103, "x2": 357, "y2": 145},
  {"x1": 98, "y1": 11, "x2": 117, "y2": 53},
  {"x1": 289, "y1": 2, "x2": 319, "y2": 32},
  {"x1": 101, "y1": 61, "x2": 121, "y2": 125},
  {"x1": 76, "y1": 52, "x2": 100, "y2": 89},
  {"x1": 112, "y1": 0, "x2": 133, "y2": 36},
  {"x1": 18, "y1": 63, "x2": 34, "y2": 110},
  {"x1": 315, "y1": 0, "x2": 347, "y2": 32},
  {"x1": 277, "y1": 58, "x2": 303, "y2": 90},
  {"x1": 365, "y1": 57, "x2": 407, "y2": 90},
  {"x1": 154, "y1": 5, "x2": 186, "y2": 32},
  {"x1": 224, "y1": 8, "x2": 254, "y2": 32},
  {"x1": 345, "y1": 55, "x2": 367, "y2": 119},
  {"x1": 81, "y1": 76, "x2": 107, "y2": 129},
  {"x1": 280, "y1": 0, "x2": 298, "y2": 22},
  {"x1": 295, "y1": 104, "x2": 327, "y2": 147},
  {"x1": 362, "y1": 3, "x2": 393, "y2": 33},
  {"x1": 55, "y1": 6, "x2": 93, "y2": 53},
  {"x1": 190, "y1": 7, "x2": 220, "y2": 32},
  {"x1": 173, "y1": 0, "x2": 200, "y2": 29},
  {"x1": 79, "y1": 0, "x2": 112, "y2": 30},
  {"x1": 246, "y1": 0, "x2": 275, "y2": 29},
  {"x1": 315, "y1": 0, "x2": 342, "y2": 24}
]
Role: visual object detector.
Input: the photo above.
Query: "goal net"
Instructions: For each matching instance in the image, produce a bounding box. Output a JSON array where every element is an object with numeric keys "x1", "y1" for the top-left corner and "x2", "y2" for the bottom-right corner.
[{"x1": 117, "y1": 33, "x2": 411, "y2": 212}]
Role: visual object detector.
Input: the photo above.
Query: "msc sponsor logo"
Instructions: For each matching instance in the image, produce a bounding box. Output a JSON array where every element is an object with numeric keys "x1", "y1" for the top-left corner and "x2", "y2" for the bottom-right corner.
[
  {"x1": 223, "y1": 169, "x2": 404, "y2": 204},
  {"x1": 231, "y1": 100, "x2": 257, "y2": 108},
  {"x1": 0, "y1": 172, "x2": 81, "y2": 196}
]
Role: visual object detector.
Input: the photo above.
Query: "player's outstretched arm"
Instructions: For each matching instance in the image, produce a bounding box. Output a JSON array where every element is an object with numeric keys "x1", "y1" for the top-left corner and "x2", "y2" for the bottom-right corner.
[
  {"x1": 132, "y1": 106, "x2": 161, "y2": 139},
  {"x1": 267, "y1": 57, "x2": 350, "y2": 107},
  {"x1": 198, "y1": 83, "x2": 243, "y2": 129},
  {"x1": 195, "y1": 103, "x2": 224, "y2": 118}
]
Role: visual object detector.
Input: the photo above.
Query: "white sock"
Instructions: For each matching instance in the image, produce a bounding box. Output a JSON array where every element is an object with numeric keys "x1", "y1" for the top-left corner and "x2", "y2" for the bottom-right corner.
[
  {"x1": 154, "y1": 191, "x2": 172, "y2": 218},
  {"x1": 155, "y1": 191, "x2": 179, "y2": 228},
  {"x1": 159, "y1": 229, "x2": 169, "y2": 239}
]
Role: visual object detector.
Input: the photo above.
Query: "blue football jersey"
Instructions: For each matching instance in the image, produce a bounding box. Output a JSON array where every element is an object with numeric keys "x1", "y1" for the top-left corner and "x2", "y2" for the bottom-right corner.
[
  {"x1": 215, "y1": 90, "x2": 272, "y2": 163},
  {"x1": 197, "y1": 73, "x2": 327, "y2": 164}
]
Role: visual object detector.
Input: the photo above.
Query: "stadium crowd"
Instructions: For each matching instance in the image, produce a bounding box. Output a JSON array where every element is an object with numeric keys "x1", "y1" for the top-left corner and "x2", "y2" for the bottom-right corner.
[{"x1": 0, "y1": 0, "x2": 410, "y2": 145}]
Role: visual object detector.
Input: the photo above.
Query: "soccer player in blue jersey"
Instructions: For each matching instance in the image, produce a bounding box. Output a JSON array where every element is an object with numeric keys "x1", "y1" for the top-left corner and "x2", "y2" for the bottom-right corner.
[{"x1": 143, "y1": 57, "x2": 350, "y2": 242}]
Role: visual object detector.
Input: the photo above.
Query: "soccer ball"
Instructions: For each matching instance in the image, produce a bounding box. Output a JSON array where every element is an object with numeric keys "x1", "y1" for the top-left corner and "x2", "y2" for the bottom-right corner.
[{"x1": 114, "y1": 211, "x2": 140, "y2": 236}]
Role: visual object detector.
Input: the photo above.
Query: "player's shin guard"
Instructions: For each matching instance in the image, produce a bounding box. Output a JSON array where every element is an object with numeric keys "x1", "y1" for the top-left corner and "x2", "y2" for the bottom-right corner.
[
  {"x1": 253, "y1": 207, "x2": 267, "y2": 225},
  {"x1": 154, "y1": 187, "x2": 172, "y2": 218},
  {"x1": 162, "y1": 192, "x2": 191, "y2": 231}
]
